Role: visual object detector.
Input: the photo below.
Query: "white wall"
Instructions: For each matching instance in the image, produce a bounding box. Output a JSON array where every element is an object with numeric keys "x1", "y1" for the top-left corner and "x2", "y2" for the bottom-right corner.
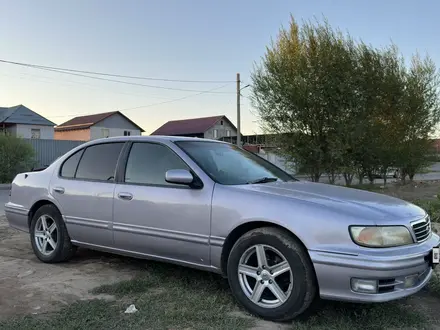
[
  {"x1": 204, "y1": 119, "x2": 236, "y2": 139},
  {"x1": 257, "y1": 151, "x2": 297, "y2": 175},
  {"x1": 90, "y1": 126, "x2": 141, "y2": 140},
  {"x1": 14, "y1": 124, "x2": 54, "y2": 139}
]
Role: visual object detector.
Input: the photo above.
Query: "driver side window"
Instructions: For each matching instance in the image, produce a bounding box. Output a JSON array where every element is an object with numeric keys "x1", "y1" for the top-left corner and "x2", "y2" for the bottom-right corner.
[{"x1": 124, "y1": 142, "x2": 190, "y2": 186}]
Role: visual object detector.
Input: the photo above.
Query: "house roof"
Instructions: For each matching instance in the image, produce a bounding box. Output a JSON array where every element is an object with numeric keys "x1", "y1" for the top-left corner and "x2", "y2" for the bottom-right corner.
[
  {"x1": 151, "y1": 115, "x2": 235, "y2": 136},
  {"x1": 55, "y1": 111, "x2": 145, "y2": 132},
  {"x1": 0, "y1": 105, "x2": 56, "y2": 126}
]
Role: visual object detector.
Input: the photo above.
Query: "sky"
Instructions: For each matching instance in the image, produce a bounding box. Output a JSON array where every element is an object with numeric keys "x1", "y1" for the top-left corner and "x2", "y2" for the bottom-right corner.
[{"x1": 1, "y1": 0, "x2": 440, "y2": 135}]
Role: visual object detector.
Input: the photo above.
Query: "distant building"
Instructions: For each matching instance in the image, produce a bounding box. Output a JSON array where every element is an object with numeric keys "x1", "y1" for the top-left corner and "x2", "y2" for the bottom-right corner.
[
  {"x1": 0, "y1": 104, "x2": 56, "y2": 139},
  {"x1": 151, "y1": 115, "x2": 237, "y2": 140},
  {"x1": 54, "y1": 111, "x2": 144, "y2": 141}
]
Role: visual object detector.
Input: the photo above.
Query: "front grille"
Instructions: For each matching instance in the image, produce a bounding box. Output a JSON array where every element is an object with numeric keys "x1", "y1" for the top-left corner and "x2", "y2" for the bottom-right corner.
[{"x1": 411, "y1": 216, "x2": 431, "y2": 242}]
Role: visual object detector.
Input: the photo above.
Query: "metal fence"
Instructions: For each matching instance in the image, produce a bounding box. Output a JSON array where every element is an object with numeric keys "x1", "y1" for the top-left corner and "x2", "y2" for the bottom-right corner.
[{"x1": 23, "y1": 138, "x2": 85, "y2": 168}]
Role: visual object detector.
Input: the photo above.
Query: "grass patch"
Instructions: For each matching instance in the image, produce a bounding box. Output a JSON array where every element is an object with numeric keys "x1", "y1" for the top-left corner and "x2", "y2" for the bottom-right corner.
[
  {"x1": 429, "y1": 272, "x2": 440, "y2": 297},
  {"x1": 290, "y1": 300, "x2": 426, "y2": 330},
  {"x1": 0, "y1": 262, "x2": 255, "y2": 330},
  {"x1": 0, "y1": 260, "x2": 437, "y2": 330}
]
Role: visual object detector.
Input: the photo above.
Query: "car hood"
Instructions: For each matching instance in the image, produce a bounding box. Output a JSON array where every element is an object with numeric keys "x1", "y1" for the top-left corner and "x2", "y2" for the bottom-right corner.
[{"x1": 234, "y1": 180, "x2": 426, "y2": 223}]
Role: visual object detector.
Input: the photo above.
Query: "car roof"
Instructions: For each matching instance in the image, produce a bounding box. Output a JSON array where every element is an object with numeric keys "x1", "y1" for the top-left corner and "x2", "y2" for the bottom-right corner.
[{"x1": 85, "y1": 135, "x2": 228, "y2": 145}]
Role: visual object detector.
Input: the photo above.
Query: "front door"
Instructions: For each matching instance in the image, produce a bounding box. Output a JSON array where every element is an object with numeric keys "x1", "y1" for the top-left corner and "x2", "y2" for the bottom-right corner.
[
  {"x1": 113, "y1": 141, "x2": 212, "y2": 266},
  {"x1": 51, "y1": 142, "x2": 125, "y2": 247}
]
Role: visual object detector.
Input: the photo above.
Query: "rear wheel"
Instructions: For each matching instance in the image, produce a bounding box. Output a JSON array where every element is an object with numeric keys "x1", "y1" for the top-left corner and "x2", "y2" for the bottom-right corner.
[
  {"x1": 227, "y1": 227, "x2": 317, "y2": 322},
  {"x1": 30, "y1": 204, "x2": 76, "y2": 263}
]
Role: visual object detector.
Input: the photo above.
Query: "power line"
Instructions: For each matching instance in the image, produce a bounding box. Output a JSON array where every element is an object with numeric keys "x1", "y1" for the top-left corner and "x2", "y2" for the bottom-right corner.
[
  {"x1": 15, "y1": 65, "x2": 234, "y2": 94},
  {"x1": 0, "y1": 72, "x2": 174, "y2": 100},
  {"x1": 48, "y1": 83, "x2": 233, "y2": 120},
  {"x1": 0, "y1": 59, "x2": 235, "y2": 84}
]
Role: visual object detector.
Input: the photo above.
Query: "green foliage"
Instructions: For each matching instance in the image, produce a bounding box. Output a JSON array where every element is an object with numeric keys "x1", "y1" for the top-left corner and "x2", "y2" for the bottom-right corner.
[
  {"x1": 251, "y1": 16, "x2": 440, "y2": 185},
  {"x1": 412, "y1": 197, "x2": 440, "y2": 223},
  {"x1": 0, "y1": 135, "x2": 35, "y2": 183}
]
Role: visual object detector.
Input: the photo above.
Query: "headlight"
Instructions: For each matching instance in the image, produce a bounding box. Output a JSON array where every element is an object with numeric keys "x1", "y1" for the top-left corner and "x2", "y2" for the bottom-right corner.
[{"x1": 349, "y1": 226, "x2": 413, "y2": 247}]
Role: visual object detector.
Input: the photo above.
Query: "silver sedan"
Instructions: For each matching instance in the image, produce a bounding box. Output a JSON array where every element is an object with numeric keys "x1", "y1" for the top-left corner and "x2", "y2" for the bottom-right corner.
[{"x1": 4, "y1": 136, "x2": 440, "y2": 321}]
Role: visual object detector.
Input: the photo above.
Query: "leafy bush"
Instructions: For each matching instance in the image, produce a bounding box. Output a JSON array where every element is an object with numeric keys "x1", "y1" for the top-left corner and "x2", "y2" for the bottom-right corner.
[
  {"x1": 412, "y1": 198, "x2": 440, "y2": 223},
  {"x1": 0, "y1": 135, "x2": 35, "y2": 183}
]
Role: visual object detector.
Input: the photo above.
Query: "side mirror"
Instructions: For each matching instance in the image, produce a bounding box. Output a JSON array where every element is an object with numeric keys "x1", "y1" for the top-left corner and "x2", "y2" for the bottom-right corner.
[{"x1": 165, "y1": 169, "x2": 194, "y2": 185}]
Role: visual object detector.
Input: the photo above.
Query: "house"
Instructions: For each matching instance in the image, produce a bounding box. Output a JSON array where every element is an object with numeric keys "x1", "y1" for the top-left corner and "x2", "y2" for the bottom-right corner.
[
  {"x1": 0, "y1": 104, "x2": 56, "y2": 139},
  {"x1": 54, "y1": 111, "x2": 145, "y2": 141},
  {"x1": 151, "y1": 115, "x2": 237, "y2": 139}
]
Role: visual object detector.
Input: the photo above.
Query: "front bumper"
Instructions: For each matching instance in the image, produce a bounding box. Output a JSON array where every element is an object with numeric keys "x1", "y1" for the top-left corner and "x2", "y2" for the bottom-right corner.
[{"x1": 310, "y1": 233, "x2": 440, "y2": 303}]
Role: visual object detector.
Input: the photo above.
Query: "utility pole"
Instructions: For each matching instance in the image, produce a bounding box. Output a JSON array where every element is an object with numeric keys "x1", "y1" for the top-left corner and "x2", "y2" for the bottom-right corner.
[{"x1": 236, "y1": 73, "x2": 241, "y2": 147}]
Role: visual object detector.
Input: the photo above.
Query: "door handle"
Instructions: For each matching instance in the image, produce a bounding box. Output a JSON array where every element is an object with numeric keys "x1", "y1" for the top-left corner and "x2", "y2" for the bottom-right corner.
[
  {"x1": 118, "y1": 192, "x2": 133, "y2": 201},
  {"x1": 53, "y1": 187, "x2": 65, "y2": 194}
]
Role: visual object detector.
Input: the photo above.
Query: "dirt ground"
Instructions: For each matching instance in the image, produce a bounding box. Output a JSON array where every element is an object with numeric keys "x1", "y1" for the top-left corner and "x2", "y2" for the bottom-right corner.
[
  {"x1": 0, "y1": 216, "x2": 141, "y2": 320},
  {"x1": 371, "y1": 179, "x2": 440, "y2": 201},
  {"x1": 0, "y1": 181, "x2": 440, "y2": 325}
]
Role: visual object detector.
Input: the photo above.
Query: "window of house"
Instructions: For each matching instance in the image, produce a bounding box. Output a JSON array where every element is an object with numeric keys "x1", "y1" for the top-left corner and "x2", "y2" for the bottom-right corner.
[
  {"x1": 213, "y1": 129, "x2": 218, "y2": 139},
  {"x1": 75, "y1": 143, "x2": 124, "y2": 181},
  {"x1": 124, "y1": 131, "x2": 131, "y2": 136},
  {"x1": 31, "y1": 129, "x2": 41, "y2": 139},
  {"x1": 60, "y1": 149, "x2": 84, "y2": 178},
  {"x1": 101, "y1": 128, "x2": 110, "y2": 138},
  {"x1": 124, "y1": 142, "x2": 190, "y2": 186},
  {"x1": 226, "y1": 130, "x2": 231, "y2": 137},
  {"x1": 220, "y1": 120, "x2": 224, "y2": 125}
]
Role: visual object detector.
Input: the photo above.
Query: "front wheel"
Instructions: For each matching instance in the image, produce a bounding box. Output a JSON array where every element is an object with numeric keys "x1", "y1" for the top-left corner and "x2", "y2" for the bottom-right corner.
[{"x1": 227, "y1": 227, "x2": 317, "y2": 322}]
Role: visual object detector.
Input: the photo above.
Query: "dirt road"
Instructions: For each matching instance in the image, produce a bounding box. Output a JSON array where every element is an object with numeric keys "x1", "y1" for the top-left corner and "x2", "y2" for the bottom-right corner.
[
  {"x1": 0, "y1": 189, "x2": 9, "y2": 216},
  {"x1": 0, "y1": 215, "x2": 139, "y2": 320}
]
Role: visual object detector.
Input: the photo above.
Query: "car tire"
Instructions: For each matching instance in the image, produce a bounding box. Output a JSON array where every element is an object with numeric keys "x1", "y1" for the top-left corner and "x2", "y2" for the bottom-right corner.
[
  {"x1": 227, "y1": 227, "x2": 317, "y2": 322},
  {"x1": 29, "y1": 204, "x2": 77, "y2": 263}
]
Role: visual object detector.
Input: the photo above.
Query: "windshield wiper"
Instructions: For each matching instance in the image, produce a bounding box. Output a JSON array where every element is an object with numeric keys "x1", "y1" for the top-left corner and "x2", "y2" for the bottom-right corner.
[{"x1": 247, "y1": 177, "x2": 279, "y2": 184}]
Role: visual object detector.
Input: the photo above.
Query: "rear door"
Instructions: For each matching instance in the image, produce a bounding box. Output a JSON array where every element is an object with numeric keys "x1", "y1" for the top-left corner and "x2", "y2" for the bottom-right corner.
[{"x1": 50, "y1": 142, "x2": 125, "y2": 247}]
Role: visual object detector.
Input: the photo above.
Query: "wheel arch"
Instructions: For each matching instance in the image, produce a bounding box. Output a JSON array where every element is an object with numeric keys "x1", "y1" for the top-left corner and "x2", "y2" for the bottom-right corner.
[
  {"x1": 220, "y1": 221, "x2": 310, "y2": 277},
  {"x1": 28, "y1": 200, "x2": 61, "y2": 229}
]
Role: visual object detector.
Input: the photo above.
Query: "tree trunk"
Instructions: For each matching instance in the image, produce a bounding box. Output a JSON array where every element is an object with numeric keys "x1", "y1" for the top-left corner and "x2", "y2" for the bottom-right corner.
[
  {"x1": 356, "y1": 170, "x2": 364, "y2": 185},
  {"x1": 367, "y1": 170, "x2": 374, "y2": 184},
  {"x1": 327, "y1": 172, "x2": 336, "y2": 184},
  {"x1": 399, "y1": 169, "x2": 407, "y2": 184},
  {"x1": 343, "y1": 173, "x2": 354, "y2": 186},
  {"x1": 313, "y1": 172, "x2": 321, "y2": 182}
]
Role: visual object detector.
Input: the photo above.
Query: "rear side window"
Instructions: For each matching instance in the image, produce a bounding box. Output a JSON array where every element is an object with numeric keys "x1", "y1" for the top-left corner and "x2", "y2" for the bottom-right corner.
[
  {"x1": 75, "y1": 143, "x2": 124, "y2": 181},
  {"x1": 60, "y1": 149, "x2": 84, "y2": 178}
]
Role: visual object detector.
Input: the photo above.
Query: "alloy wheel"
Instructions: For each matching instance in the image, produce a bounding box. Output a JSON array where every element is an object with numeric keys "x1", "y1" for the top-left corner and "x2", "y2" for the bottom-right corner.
[
  {"x1": 34, "y1": 215, "x2": 58, "y2": 256},
  {"x1": 237, "y1": 244, "x2": 293, "y2": 309}
]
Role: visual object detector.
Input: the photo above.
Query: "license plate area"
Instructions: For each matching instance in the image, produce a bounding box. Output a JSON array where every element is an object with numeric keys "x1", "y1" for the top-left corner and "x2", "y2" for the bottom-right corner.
[{"x1": 431, "y1": 247, "x2": 439, "y2": 268}]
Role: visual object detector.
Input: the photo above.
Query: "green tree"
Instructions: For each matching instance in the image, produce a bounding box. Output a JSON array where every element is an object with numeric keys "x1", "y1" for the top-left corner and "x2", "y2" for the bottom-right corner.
[
  {"x1": 0, "y1": 135, "x2": 35, "y2": 183},
  {"x1": 397, "y1": 55, "x2": 440, "y2": 182},
  {"x1": 251, "y1": 15, "x2": 440, "y2": 186},
  {"x1": 251, "y1": 17, "x2": 358, "y2": 182}
]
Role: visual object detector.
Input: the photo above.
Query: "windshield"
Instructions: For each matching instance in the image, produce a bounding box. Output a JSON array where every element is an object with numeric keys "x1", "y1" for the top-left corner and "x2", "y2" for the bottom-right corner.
[{"x1": 175, "y1": 141, "x2": 296, "y2": 185}]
